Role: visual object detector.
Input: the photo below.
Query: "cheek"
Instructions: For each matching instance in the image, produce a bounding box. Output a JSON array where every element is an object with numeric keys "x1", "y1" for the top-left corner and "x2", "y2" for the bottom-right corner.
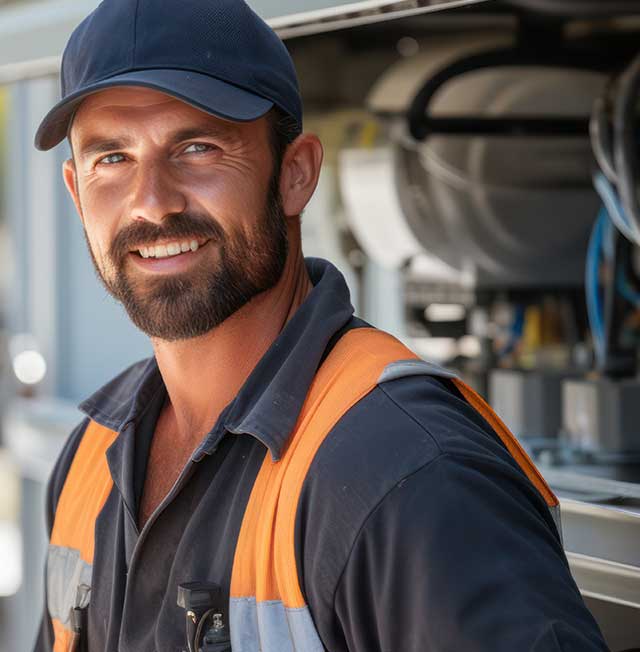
[
  {"x1": 82, "y1": 225, "x2": 109, "y2": 268},
  {"x1": 78, "y1": 184, "x2": 125, "y2": 257},
  {"x1": 77, "y1": 203, "x2": 118, "y2": 268},
  {"x1": 190, "y1": 177, "x2": 269, "y2": 242},
  {"x1": 186, "y1": 166, "x2": 261, "y2": 205},
  {"x1": 80, "y1": 177, "x2": 128, "y2": 219}
]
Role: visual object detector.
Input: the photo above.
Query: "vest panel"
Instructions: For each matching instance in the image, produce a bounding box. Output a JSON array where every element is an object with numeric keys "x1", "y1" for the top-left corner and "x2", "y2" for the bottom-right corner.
[
  {"x1": 48, "y1": 421, "x2": 119, "y2": 651},
  {"x1": 47, "y1": 328, "x2": 558, "y2": 652}
]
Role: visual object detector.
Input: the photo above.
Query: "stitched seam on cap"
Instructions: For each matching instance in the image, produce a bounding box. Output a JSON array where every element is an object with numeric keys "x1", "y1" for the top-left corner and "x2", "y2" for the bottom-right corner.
[{"x1": 132, "y1": 0, "x2": 140, "y2": 67}]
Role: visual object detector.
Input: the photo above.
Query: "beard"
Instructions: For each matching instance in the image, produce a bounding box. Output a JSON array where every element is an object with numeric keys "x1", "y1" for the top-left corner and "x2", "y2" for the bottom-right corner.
[{"x1": 84, "y1": 172, "x2": 289, "y2": 341}]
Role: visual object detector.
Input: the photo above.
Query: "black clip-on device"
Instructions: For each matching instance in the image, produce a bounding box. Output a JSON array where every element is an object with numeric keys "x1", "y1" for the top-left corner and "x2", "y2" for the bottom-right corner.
[{"x1": 177, "y1": 581, "x2": 231, "y2": 652}]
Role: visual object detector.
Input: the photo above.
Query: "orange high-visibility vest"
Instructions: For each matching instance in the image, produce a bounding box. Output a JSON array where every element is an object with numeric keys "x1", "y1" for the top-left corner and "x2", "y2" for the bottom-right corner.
[{"x1": 48, "y1": 328, "x2": 559, "y2": 652}]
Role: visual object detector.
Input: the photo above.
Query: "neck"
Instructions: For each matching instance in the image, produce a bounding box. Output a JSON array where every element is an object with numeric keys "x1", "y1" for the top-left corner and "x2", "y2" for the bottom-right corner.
[{"x1": 151, "y1": 229, "x2": 312, "y2": 446}]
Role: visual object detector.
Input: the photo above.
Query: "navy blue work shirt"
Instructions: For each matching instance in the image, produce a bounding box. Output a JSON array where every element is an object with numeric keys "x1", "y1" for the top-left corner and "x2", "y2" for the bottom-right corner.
[{"x1": 35, "y1": 257, "x2": 609, "y2": 652}]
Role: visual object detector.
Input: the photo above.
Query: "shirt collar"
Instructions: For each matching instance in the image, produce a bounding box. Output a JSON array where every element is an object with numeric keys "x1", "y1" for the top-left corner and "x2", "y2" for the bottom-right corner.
[{"x1": 78, "y1": 257, "x2": 356, "y2": 460}]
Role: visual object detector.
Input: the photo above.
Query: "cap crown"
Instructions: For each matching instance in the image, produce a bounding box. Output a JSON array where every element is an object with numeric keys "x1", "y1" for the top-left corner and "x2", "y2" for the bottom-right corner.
[{"x1": 61, "y1": 0, "x2": 302, "y2": 126}]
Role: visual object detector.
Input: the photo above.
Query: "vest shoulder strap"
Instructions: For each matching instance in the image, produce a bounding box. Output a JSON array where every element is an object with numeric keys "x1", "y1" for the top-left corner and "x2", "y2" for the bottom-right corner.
[
  {"x1": 231, "y1": 327, "x2": 413, "y2": 606},
  {"x1": 231, "y1": 327, "x2": 559, "y2": 623}
]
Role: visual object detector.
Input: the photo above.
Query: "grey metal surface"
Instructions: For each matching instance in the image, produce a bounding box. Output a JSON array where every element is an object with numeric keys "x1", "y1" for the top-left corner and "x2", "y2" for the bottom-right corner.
[
  {"x1": 563, "y1": 377, "x2": 640, "y2": 453},
  {"x1": 545, "y1": 466, "x2": 640, "y2": 501},
  {"x1": 0, "y1": 0, "x2": 490, "y2": 79},
  {"x1": 542, "y1": 461, "x2": 640, "y2": 632},
  {"x1": 0, "y1": 0, "x2": 95, "y2": 71},
  {"x1": 554, "y1": 493, "x2": 640, "y2": 646},
  {"x1": 271, "y1": 0, "x2": 490, "y2": 37},
  {"x1": 489, "y1": 369, "x2": 575, "y2": 439},
  {"x1": 559, "y1": 498, "x2": 640, "y2": 568},
  {"x1": 567, "y1": 552, "x2": 640, "y2": 609}
]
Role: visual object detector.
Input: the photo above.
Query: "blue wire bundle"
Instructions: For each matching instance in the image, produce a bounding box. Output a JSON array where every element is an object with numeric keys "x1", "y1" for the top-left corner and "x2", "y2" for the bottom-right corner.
[
  {"x1": 587, "y1": 201, "x2": 640, "y2": 368},
  {"x1": 586, "y1": 207, "x2": 608, "y2": 367},
  {"x1": 593, "y1": 171, "x2": 640, "y2": 244}
]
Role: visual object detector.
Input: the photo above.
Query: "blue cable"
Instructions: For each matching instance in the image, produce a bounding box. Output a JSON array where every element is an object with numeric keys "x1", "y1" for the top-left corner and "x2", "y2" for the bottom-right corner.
[
  {"x1": 586, "y1": 207, "x2": 608, "y2": 366},
  {"x1": 497, "y1": 304, "x2": 525, "y2": 358},
  {"x1": 616, "y1": 266, "x2": 640, "y2": 307},
  {"x1": 586, "y1": 186, "x2": 640, "y2": 367},
  {"x1": 593, "y1": 171, "x2": 640, "y2": 245}
]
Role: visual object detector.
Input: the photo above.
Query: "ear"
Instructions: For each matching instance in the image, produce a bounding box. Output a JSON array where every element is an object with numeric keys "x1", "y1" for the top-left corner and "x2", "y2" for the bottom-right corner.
[
  {"x1": 279, "y1": 133, "x2": 324, "y2": 219},
  {"x1": 62, "y1": 158, "x2": 85, "y2": 223}
]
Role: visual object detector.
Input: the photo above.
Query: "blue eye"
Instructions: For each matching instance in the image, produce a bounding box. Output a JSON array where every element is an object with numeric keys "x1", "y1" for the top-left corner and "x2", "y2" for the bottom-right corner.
[
  {"x1": 184, "y1": 143, "x2": 215, "y2": 154},
  {"x1": 99, "y1": 153, "x2": 125, "y2": 165}
]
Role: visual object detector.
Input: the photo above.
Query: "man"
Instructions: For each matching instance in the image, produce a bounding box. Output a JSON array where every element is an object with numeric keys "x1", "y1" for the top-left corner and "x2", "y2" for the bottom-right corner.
[{"x1": 33, "y1": 1, "x2": 609, "y2": 651}]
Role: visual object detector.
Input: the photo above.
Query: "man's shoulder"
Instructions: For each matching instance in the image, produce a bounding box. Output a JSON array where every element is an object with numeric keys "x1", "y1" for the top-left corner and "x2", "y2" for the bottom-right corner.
[
  {"x1": 298, "y1": 374, "x2": 602, "y2": 652},
  {"x1": 305, "y1": 370, "x2": 518, "y2": 498},
  {"x1": 295, "y1": 371, "x2": 538, "y2": 624}
]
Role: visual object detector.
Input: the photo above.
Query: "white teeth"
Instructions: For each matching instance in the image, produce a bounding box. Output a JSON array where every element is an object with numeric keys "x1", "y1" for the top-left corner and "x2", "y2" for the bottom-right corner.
[{"x1": 138, "y1": 240, "x2": 203, "y2": 259}]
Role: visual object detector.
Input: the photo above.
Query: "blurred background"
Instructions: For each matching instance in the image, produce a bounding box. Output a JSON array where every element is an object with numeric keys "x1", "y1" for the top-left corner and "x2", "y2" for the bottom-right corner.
[{"x1": 3, "y1": 0, "x2": 640, "y2": 650}]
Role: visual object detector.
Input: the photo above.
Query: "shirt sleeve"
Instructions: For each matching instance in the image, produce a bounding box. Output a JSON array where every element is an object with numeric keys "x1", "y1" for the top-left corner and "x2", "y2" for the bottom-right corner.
[
  {"x1": 31, "y1": 418, "x2": 90, "y2": 652},
  {"x1": 333, "y1": 452, "x2": 610, "y2": 652}
]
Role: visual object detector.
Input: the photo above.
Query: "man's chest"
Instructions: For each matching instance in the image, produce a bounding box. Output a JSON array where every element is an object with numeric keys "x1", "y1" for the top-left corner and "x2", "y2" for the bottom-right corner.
[
  {"x1": 89, "y1": 434, "x2": 266, "y2": 652},
  {"x1": 137, "y1": 421, "x2": 195, "y2": 529}
]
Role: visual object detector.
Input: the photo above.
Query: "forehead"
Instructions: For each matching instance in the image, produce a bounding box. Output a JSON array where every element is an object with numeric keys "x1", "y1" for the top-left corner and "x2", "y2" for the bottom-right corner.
[{"x1": 70, "y1": 86, "x2": 259, "y2": 144}]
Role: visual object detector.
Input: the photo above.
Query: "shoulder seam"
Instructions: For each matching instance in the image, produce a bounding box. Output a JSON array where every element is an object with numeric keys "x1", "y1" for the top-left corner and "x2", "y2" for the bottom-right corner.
[{"x1": 377, "y1": 380, "x2": 444, "y2": 457}]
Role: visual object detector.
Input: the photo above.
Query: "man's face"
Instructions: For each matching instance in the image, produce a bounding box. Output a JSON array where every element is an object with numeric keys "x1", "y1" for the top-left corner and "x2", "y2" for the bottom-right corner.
[{"x1": 65, "y1": 87, "x2": 288, "y2": 341}]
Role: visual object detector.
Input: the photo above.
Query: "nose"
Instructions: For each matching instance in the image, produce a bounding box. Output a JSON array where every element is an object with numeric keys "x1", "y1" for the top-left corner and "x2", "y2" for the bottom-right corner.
[{"x1": 128, "y1": 160, "x2": 187, "y2": 224}]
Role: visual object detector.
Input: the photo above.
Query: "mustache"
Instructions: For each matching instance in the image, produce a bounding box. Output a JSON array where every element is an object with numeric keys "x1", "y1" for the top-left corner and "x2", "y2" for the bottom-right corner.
[{"x1": 109, "y1": 211, "x2": 225, "y2": 263}]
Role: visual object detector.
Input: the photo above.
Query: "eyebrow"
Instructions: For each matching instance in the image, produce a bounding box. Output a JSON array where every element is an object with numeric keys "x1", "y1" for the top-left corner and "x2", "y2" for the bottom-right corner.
[
  {"x1": 77, "y1": 125, "x2": 238, "y2": 160},
  {"x1": 77, "y1": 137, "x2": 134, "y2": 160}
]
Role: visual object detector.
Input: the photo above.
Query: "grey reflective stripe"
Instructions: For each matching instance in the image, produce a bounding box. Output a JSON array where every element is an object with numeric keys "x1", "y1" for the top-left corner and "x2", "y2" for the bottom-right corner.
[
  {"x1": 378, "y1": 358, "x2": 459, "y2": 385},
  {"x1": 47, "y1": 544, "x2": 92, "y2": 625},
  {"x1": 230, "y1": 597, "x2": 324, "y2": 651},
  {"x1": 257, "y1": 601, "x2": 294, "y2": 652},
  {"x1": 550, "y1": 504, "x2": 563, "y2": 545},
  {"x1": 286, "y1": 605, "x2": 325, "y2": 652},
  {"x1": 230, "y1": 598, "x2": 261, "y2": 651}
]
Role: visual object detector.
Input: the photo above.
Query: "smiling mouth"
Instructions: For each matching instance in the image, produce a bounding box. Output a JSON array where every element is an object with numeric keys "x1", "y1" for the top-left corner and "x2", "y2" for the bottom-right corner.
[{"x1": 131, "y1": 238, "x2": 211, "y2": 259}]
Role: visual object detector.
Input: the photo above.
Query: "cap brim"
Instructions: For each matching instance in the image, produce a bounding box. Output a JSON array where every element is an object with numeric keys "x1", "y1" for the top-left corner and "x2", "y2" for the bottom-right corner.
[{"x1": 34, "y1": 68, "x2": 274, "y2": 151}]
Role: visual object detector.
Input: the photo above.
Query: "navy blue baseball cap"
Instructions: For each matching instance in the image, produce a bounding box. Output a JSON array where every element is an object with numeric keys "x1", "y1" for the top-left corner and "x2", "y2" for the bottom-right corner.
[{"x1": 35, "y1": 0, "x2": 302, "y2": 151}]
